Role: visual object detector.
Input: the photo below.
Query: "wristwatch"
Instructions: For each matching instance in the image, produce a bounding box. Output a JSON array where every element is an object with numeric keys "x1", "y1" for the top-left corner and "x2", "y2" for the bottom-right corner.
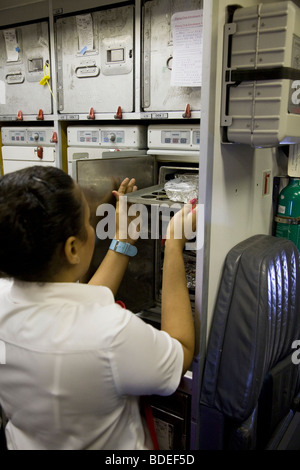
[{"x1": 109, "y1": 239, "x2": 138, "y2": 257}]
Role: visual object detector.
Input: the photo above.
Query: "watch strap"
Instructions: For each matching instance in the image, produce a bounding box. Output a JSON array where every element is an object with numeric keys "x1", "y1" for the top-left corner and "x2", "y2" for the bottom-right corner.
[{"x1": 109, "y1": 239, "x2": 138, "y2": 257}]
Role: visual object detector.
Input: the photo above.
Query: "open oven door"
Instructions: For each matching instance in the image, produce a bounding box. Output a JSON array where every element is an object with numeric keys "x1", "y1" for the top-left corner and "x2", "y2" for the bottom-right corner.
[{"x1": 75, "y1": 155, "x2": 156, "y2": 313}]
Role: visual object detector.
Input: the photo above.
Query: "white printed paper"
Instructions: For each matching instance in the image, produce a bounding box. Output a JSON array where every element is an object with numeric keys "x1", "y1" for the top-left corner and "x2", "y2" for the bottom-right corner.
[
  {"x1": 288, "y1": 144, "x2": 300, "y2": 177},
  {"x1": 76, "y1": 14, "x2": 94, "y2": 53},
  {"x1": 3, "y1": 28, "x2": 19, "y2": 62},
  {"x1": 171, "y1": 10, "x2": 203, "y2": 87}
]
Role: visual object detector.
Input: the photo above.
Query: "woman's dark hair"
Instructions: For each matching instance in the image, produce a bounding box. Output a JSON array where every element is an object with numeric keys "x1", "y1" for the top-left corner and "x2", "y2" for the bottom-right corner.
[{"x1": 0, "y1": 165, "x2": 87, "y2": 282}]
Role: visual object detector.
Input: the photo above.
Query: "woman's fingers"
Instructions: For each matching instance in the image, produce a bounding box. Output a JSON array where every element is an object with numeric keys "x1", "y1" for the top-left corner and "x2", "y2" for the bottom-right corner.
[
  {"x1": 166, "y1": 201, "x2": 198, "y2": 242},
  {"x1": 112, "y1": 178, "x2": 137, "y2": 200},
  {"x1": 125, "y1": 178, "x2": 137, "y2": 193}
]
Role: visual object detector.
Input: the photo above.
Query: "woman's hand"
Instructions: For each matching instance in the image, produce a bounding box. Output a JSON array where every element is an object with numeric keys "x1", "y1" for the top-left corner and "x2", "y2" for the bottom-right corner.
[
  {"x1": 89, "y1": 178, "x2": 140, "y2": 290},
  {"x1": 165, "y1": 199, "x2": 197, "y2": 251},
  {"x1": 112, "y1": 178, "x2": 138, "y2": 245}
]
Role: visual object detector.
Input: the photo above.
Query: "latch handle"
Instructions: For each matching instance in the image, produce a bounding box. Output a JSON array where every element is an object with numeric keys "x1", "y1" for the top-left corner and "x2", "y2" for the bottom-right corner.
[
  {"x1": 182, "y1": 104, "x2": 191, "y2": 119},
  {"x1": 87, "y1": 107, "x2": 95, "y2": 120},
  {"x1": 36, "y1": 109, "x2": 44, "y2": 121},
  {"x1": 36, "y1": 146, "x2": 43, "y2": 159},
  {"x1": 114, "y1": 106, "x2": 122, "y2": 119}
]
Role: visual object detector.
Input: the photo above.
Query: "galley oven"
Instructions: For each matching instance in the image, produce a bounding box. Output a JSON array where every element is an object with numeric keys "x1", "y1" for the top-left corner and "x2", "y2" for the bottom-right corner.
[
  {"x1": 75, "y1": 124, "x2": 200, "y2": 450},
  {"x1": 1, "y1": 127, "x2": 58, "y2": 174},
  {"x1": 75, "y1": 124, "x2": 199, "y2": 318},
  {"x1": 67, "y1": 124, "x2": 147, "y2": 178}
]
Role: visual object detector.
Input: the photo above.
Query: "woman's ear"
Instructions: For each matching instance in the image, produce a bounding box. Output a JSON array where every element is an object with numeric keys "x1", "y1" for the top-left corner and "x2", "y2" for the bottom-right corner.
[{"x1": 64, "y1": 236, "x2": 81, "y2": 265}]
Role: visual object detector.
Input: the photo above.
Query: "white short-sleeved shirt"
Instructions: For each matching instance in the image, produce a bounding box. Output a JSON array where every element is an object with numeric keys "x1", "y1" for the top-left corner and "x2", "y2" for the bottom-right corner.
[{"x1": 0, "y1": 279, "x2": 183, "y2": 450}]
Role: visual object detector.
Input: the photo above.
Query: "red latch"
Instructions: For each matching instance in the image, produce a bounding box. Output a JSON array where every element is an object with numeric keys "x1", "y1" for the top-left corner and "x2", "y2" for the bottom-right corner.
[
  {"x1": 87, "y1": 107, "x2": 95, "y2": 120},
  {"x1": 17, "y1": 110, "x2": 23, "y2": 121},
  {"x1": 36, "y1": 109, "x2": 44, "y2": 121},
  {"x1": 182, "y1": 104, "x2": 191, "y2": 118},
  {"x1": 50, "y1": 132, "x2": 58, "y2": 143},
  {"x1": 114, "y1": 106, "x2": 122, "y2": 119},
  {"x1": 37, "y1": 146, "x2": 43, "y2": 159}
]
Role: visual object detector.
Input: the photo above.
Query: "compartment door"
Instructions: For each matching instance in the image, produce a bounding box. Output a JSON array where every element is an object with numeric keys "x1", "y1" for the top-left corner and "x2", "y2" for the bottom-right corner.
[
  {"x1": 0, "y1": 21, "x2": 52, "y2": 116},
  {"x1": 2, "y1": 146, "x2": 55, "y2": 162},
  {"x1": 76, "y1": 155, "x2": 156, "y2": 313},
  {"x1": 56, "y1": 5, "x2": 134, "y2": 114},
  {"x1": 142, "y1": 0, "x2": 202, "y2": 112},
  {"x1": 2, "y1": 146, "x2": 56, "y2": 173}
]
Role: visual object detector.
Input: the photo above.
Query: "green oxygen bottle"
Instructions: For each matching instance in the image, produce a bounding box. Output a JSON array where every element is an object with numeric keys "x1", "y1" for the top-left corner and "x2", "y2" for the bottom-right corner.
[{"x1": 275, "y1": 177, "x2": 300, "y2": 251}]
